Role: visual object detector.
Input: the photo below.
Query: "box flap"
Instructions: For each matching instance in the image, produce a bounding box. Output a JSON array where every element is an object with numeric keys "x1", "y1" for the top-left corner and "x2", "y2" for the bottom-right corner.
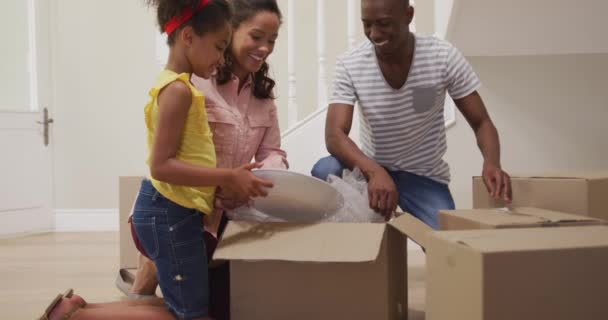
[
  {"x1": 431, "y1": 226, "x2": 608, "y2": 252},
  {"x1": 442, "y1": 207, "x2": 604, "y2": 228},
  {"x1": 388, "y1": 212, "x2": 433, "y2": 248},
  {"x1": 473, "y1": 172, "x2": 608, "y2": 181},
  {"x1": 589, "y1": 178, "x2": 608, "y2": 220},
  {"x1": 213, "y1": 221, "x2": 387, "y2": 263},
  {"x1": 509, "y1": 207, "x2": 604, "y2": 224}
]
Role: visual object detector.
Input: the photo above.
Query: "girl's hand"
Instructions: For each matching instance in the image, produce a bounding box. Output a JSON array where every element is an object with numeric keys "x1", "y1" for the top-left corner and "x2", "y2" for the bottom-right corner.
[
  {"x1": 220, "y1": 197, "x2": 252, "y2": 210},
  {"x1": 216, "y1": 191, "x2": 250, "y2": 210},
  {"x1": 224, "y1": 163, "x2": 274, "y2": 202}
]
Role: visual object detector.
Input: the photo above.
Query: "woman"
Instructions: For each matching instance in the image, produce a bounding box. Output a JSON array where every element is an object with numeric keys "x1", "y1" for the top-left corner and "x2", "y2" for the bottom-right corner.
[{"x1": 117, "y1": 0, "x2": 286, "y2": 319}]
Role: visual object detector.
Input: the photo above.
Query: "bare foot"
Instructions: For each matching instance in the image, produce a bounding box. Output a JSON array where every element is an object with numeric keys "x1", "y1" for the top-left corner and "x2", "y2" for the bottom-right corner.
[
  {"x1": 70, "y1": 294, "x2": 87, "y2": 307},
  {"x1": 48, "y1": 295, "x2": 84, "y2": 320}
]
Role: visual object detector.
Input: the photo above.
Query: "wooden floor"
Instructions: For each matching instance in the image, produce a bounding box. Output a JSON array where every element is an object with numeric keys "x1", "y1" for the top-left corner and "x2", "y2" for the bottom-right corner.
[{"x1": 0, "y1": 232, "x2": 426, "y2": 319}]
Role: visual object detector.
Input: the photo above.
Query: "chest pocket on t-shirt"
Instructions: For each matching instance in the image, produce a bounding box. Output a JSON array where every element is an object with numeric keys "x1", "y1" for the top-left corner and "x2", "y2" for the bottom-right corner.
[{"x1": 412, "y1": 86, "x2": 441, "y2": 113}]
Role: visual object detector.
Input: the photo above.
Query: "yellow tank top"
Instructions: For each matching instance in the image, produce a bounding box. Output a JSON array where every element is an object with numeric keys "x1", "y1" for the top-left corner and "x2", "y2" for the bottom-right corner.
[{"x1": 144, "y1": 70, "x2": 216, "y2": 215}]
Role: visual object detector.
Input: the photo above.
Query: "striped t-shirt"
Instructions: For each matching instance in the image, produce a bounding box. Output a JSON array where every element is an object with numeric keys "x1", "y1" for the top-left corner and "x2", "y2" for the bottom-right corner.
[{"x1": 330, "y1": 34, "x2": 481, "y2": 184}]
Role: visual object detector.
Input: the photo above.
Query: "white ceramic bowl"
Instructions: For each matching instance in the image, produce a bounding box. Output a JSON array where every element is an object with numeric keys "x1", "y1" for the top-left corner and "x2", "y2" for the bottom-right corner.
[{"x1": 251, "y1": 169, "x2": 343, "y2": 222}]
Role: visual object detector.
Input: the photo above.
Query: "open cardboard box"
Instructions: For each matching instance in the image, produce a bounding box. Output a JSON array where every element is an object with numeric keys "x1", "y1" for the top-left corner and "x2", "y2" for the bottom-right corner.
[
  {"x1": 398, "y1": 212, "x2": 608, "y2": 320},
  {"x1": 439, "y1": 206, "x2": 606, "y2": 230},
  {"x1": 473, "y1": 172, "x2": 608, "y2": 220},
  {"x1": 119, "y1": 176, "x2": 144, "y2": 270},
  {"x1": 120, "y1": 177, "x2": 417, "y2": 319},
  {"x1": 213, "y1": 216, "x2": 417, "y2": 320}
]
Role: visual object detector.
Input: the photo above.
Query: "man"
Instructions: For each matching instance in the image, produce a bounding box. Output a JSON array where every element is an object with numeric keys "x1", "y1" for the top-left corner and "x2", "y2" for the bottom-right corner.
[{"x1": 311, "y1": 0, "x2": 511, "y2": 229}]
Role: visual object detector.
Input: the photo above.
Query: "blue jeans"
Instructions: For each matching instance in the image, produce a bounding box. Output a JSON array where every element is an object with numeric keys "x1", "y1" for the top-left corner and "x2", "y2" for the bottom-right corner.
[
  {"x1": 132, "y1": 180, "x2": 209, "y2": 319},
  {"x1": 311, "y1": 156, "x2": 455, "y2": 229}
]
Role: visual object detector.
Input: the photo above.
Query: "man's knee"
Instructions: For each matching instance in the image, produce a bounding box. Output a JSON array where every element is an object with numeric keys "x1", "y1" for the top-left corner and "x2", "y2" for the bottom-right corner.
[{"x1": 311, "y1": 156, "x2": 344, "y2": 181}]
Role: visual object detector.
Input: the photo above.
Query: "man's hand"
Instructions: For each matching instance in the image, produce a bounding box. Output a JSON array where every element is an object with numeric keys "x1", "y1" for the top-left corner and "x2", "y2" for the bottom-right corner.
[
  {"x1": 325, "y1": 103, "x2": 398, "y2": 219},
  {"x1": 366, "y1": 166, "x2": 398, "y2": 220},
  {"x1": 482, "y1": 162, "x2": 512, "y2": 203}
]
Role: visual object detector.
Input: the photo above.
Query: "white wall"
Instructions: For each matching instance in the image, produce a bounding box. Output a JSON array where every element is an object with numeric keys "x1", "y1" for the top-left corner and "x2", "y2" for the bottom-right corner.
[
  {"x1": 449, "y1": 0, "x2": 608, "y2": 56},
  {"x1": 446, "y1": 54, "x2": 608, "y2": 208},
  {"x1": 433, "y1": 0, "x2": 452, "y2": 38},
  {"x1": 51, "y1": 1, "x2": 155, "y2": 209}
]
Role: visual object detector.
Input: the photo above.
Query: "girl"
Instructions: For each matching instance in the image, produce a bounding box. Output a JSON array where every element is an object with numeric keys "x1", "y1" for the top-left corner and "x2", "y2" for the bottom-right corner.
[
  {"x1": 121, "y1": 1, "x2": 286, "y2": 318},
  {"x1": 39, "y1": 1, "x2": 272, "y2": 319}
]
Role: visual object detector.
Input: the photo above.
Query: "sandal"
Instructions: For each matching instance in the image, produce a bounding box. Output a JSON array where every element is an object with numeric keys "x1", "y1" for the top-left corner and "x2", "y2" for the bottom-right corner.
[
  {"x1": 127, "y1": 293, "x2": 158, "y2": 300},
  {"x1": 38, "y1": 289, "x2": 84, "y2": 320},
  {"x1": 116, "y1": 269, "x2": 157, "y2": 299},
  {"x1": 115, "y1": 268, "x2": 135, "y2": 296}
]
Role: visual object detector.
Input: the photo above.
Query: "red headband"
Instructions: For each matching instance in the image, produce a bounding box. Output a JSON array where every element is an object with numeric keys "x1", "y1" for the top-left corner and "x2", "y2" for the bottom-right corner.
[{"x1": 163, "y1": 0, "x2": 211, "y2": 36}]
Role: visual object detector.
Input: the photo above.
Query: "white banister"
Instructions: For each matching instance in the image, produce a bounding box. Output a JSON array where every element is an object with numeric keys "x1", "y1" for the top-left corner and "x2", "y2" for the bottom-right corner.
[
  {"x1": 347, "y1": 0, "x2": 357, "y2": 50},
  {"x1": 287, "y1": 0, "x2": 298, "y2": 127},
  {"x1": 410, "y1": 0, "x2": 416, "y2": 32},
  {"x1": 434, "y1": 0, "x2": 456, "y2": 39},
  {"x1": 431, "y1": 0, "x2": 458, "y2": 128},
  {"x1": 316, "y1": 0, "x2": 327, "y2": 110}
]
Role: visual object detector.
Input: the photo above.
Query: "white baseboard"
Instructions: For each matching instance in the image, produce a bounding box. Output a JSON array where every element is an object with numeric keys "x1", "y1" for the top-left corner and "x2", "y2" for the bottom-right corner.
[
  {"x1": 0, "y1": 229, "x2": 54, "y2": 240},
  {"x1": 54, "y1": 209, "x2": 118, "y2": 232},
  {"x1": 0, "y1": 209, "x2": 54, "y2": 237}
]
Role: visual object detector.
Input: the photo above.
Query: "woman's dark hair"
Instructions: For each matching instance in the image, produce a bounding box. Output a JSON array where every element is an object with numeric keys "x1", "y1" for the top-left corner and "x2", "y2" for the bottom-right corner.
[
  {"x1": 146, "y1": 0, "x2": 233, "y2": 45},
  {"x1": 216, "y1": 0, "x2": 282, "y2": 100}
]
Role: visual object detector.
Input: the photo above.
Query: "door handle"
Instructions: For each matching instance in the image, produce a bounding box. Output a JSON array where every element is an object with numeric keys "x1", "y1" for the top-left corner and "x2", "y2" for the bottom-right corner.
[{"x1": 36, "y1": 107, "x2": 53, "y2": 146}]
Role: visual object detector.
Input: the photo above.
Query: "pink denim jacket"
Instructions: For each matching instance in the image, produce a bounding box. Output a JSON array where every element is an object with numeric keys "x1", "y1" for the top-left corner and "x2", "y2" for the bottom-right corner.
[
  {"x1": 192, "y1": 74, "x2": 288, "y2": 214},
  {"x1": 192, "y1": 74, "x2": 288, "y2": 170}
]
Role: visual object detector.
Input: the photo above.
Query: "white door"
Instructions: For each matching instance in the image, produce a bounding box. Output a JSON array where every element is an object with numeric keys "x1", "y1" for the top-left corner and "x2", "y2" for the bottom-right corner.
[{"x1": 0, "y1": 0, "x2": 53, "y2": 236}]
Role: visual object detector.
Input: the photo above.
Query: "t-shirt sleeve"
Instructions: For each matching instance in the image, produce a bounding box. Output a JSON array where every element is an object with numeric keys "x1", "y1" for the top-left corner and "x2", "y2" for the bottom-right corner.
[
  {"x1": 329, "y1": 57, "x2": 358, "y2": 106},
  {"x1": 445, "y1": 45, "x2": 481, "y2": 100}
]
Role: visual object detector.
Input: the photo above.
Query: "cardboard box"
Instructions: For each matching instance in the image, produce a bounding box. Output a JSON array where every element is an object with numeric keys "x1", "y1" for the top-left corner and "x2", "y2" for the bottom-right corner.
[
  {"x1": 439, "y1": 207, "x2": 606, "y2": 230},
  {"x1": 213, "y1": 215, "x2": 420, "y2": 320},
  {"x1": 425, "y1": 226, "x2": 608, "y2": 320},
  {"x1": 119, "y1": 176, "x2": 144, "y2": 269},
  {"x1": 399, "y1": 215, "x2": 608, "y2": 320},
  {"x1": 472, "y1": 173, "x2": 608, "y2": 220}
]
